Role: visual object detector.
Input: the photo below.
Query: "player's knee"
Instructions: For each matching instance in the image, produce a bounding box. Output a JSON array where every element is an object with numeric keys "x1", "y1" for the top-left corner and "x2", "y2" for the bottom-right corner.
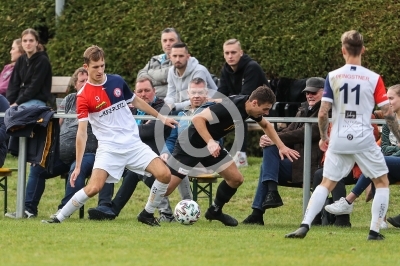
[
  {"x1": 84, "y1": 184, "x2": 101, "y2": 197},
  {"x1": 155, "y1": 166, "x2": 171, "y2": 184},
  {"x1": 229, "y1": 175, "x2": 244, "y2": 188}
]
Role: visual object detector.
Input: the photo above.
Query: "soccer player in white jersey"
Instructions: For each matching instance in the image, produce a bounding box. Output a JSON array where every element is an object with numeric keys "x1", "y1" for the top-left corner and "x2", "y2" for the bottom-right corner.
[
  {"x1": 285, "y1": 30, "x2": 400, "y2": 240},
  {"x1": 42, "y1": 45, "x2": 178, "y2": 226}
]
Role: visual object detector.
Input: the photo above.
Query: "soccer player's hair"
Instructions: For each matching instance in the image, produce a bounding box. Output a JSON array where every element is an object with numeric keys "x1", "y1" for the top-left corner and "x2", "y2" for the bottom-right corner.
[
  {"x1": 223, "y1": 39, "x2": 241, "y2": 49},
  {"x1": 249, "y1": 85, "x2": 276, "y2": 105},
  {"x1": 171, "y1": 42, "x2": 189, "y2": 53},
  {"x1": 136, "y1": 77, "x2": 155, "y2": 89},
  {"x1": 83, "y1": 45, "x2": 105, "y2": 65},
  {"x1": 388, "y1": 84, "x2": 400, "y2": 97},
  {"x1": 161, "y1": 27, "x2": 181, "y2": 42},
  {"x1": 341, "y1": 30, "x2": 364, "y2": 57},
  {"x1": 188, "y1": 77, "x2": 208, "y2": 92}
]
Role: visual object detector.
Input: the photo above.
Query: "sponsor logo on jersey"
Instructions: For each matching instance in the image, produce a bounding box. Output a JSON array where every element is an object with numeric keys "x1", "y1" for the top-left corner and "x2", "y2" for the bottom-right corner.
[
  {"x1": 96, "y1": 101, "x2": 107, "y2": 110},
  {"x1": 345, "y1": 110, "x2": 356, "y2": 119},
  {"x1": 99, "y1": 101, "x2": 126, "y2": 118}
]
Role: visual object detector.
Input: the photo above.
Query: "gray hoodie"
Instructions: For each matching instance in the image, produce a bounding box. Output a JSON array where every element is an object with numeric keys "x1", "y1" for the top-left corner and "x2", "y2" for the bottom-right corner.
[
  {"x1": 165, "y1": 57, "x2": 217, "y2": 110},
  {"x1": 137, "y1": 53, "x2": 171, "y2": 99}
]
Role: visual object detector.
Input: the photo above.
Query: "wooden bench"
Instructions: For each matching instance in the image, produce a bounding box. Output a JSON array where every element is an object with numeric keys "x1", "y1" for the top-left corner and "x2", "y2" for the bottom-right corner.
[
  {"x1": 51, "y1": 76, "x2": 71, "y2": 95},
  {"x1": 0, "y1": 168, "x2": 14, "y2": 214},
  {"x1": 189, "y1": 173, "x2": 220, "y2": 207}
]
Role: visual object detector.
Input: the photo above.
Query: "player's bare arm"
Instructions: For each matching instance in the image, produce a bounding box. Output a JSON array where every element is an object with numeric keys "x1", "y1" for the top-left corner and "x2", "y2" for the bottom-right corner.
[
  {"x1": 258, "y1": 118, "x2": 300, "y2": 161},
  {"x1": 132, "y1": 95, "x2": 178, "y2": 128},
  {"x1": 70, "y1": 121, "x2": 88, "y2": 187},
  {"x1": 318, "y1": 101, "x2": 331, "y2": 141},
  {"x1": 381, "y1": 103, "x2": 400, "y2": 143},
  {"x1": 192, "y1": 108, "x2": 221, "y2": 157}
]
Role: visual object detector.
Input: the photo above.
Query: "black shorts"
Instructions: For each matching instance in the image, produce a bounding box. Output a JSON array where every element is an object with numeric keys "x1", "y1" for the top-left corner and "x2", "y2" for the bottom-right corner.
[{"x1": 167, "y1": 142, "x2": 232, "y2": 179}]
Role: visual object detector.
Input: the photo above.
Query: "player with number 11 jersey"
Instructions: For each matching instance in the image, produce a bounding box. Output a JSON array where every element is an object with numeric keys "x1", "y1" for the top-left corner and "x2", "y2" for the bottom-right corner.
[{"x1": 322, "y1": 65, "x2": 388, "y2": 153}]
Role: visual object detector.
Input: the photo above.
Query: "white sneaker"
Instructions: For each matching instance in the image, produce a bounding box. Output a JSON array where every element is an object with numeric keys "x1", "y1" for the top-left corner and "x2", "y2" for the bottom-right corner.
[
  {"x1": 50, "y1": 209, "x2": 61, "y2": 219},
  {"x1": 324, "y1": 197, "x2": 354, "y2": 215},
  {"x1": 5, "y1": 210, "x2": 36, "y2": 219},
  {"x1": 380, "y1": 221, "x2": 388, "y2": 229},
  {"x1": 233, "y1": 152, "x2": 248, "y2": 168}
]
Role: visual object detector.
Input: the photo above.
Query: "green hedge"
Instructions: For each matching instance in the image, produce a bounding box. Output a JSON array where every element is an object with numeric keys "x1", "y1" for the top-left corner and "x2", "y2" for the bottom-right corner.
[{"x1": 1, "y1": 0, "x2": 399, "y2": 155}]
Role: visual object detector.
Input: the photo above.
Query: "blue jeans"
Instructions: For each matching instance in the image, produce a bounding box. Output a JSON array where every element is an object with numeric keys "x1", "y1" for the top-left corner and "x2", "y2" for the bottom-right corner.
[
  {"x1": 58, "y1": 153, "x2": 95, "y2": 210},
  {"x1": 251, "y1": 145, "x2": 292, "y2": 211},
  {"x1": 352, "y1": 155, "x2": 400, "y2": 196},
  {"x1": 19, "y1": 99, "x2": 46, "y2": 107},
  {"x1": 25, "y1": 153, "x2": 95, "y2": 214}
]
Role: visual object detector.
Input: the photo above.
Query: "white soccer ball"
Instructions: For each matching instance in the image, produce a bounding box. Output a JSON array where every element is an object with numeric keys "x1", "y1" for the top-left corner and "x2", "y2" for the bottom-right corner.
[{"x1": 174, "y1": 200, "x2": 201, "y2": 225}]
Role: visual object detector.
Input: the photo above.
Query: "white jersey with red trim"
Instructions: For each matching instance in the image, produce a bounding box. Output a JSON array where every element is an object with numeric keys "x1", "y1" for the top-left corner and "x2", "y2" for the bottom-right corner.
[
  {"x1": 77, "y1": 74, "x2": 139, "y2": 149},
  {"x1": 322, "y1": 64, "x2": 388, "y2": 153}
]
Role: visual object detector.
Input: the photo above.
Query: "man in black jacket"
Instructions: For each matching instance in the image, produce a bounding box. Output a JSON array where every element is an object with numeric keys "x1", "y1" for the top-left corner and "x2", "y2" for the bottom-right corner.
[
  {"x1": 218, "y1": 39, "x2": 269, "y2": 167},
  {"x1": 87, "y1": 77, "x2": 174, "y2": 221}
]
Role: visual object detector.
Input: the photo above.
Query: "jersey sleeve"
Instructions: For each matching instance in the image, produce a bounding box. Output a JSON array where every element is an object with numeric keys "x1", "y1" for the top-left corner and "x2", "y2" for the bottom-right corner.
[
  {"x1": 123, "y1": 79, "x2": 135, "y2": 103},
  {"x1": 76, "y1": 91, "x2": 89, "y2": 121},
  {"x1": 321, "y1": 73, "x2": 333, "y2": 103},
  {"x1": 208, "y1": 101, "x2": 231, "y2": 123},
  {"x1": 374, "y1": 76, "x2": 389, "y2": 107}
]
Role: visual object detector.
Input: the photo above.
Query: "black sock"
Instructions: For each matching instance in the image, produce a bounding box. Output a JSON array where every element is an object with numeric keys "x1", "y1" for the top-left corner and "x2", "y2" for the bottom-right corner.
[
  {"x1": 140, "y1": 209, "x2": 153, "y2": 217},
  {"x1": 210, "y1": 180, "x2": 237, "y2": 212},
  {"x1": 300, "y1": 223, "x2": 310, "y2": 230},
  {"x1": 345, "y1": 199, "x2": 352, "y2": 205},
  {"x1": 264, "y1": 180, "x2": 278, "y2": 191},
  {"x1": 369, "y1": 230, "x2": 379, "y2": 237},
  {"x1": 251, "y1": 208, "x2": 264, "y2": 217}
]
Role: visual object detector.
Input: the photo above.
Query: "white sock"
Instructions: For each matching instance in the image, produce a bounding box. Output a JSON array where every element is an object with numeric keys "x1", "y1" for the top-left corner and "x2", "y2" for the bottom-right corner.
[
  {"x1": 301, "y1": 185, "x2": 329, "y2": 226},
  {"x1": 56, "y1": 189, "x2": 89, "y2": 222},
  {"x1": 370, "y1": 187, "x2": 389, "y2": 233},
  {"x1": 145, "y1": 180, "x2": 168, "y2": 214}
]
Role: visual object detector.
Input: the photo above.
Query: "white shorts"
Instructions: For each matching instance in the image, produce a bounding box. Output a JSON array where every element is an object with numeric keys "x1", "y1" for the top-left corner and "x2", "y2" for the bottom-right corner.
[
  {"x1": 93, "y1": 142, "x2": 158, "y2": 183},
  {"x1": 323, "y1": 146, "x2": 388, "y2": 182}
]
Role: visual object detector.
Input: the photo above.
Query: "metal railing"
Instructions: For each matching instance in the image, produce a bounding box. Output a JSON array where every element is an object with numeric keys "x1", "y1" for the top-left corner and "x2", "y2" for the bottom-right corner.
[{"x1": 0, "y1": 112, "x2": 387, "y2": 217}]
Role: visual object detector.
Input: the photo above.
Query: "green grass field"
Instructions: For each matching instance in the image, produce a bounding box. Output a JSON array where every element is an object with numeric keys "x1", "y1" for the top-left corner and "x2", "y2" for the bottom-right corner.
[{"x1": 1, "y1": 155, "x2": 400, "y2": 265}]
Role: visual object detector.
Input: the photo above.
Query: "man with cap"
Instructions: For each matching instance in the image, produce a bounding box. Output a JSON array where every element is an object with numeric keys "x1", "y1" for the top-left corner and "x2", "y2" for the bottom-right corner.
[{"x1": 242, "y1": 77, "x2": 325, "y2": 225}]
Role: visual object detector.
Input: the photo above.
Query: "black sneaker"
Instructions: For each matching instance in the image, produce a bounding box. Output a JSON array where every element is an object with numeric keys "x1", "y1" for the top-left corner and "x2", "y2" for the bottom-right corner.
[
  {"x1": 262, "y1": 191, "x2": 284, "y2": 209},
  {"x1": 242, "y1": 214, "x2": 264, "y2": 225},
  {"x1": 387, "y1": 215, "x2": 400, "y2": 228},
  {"x1": 285, "y1": 226, "x2": 309, "y2": 239},
  {"x1": 137, "y1": 211, "x2": 160, "y2": 226},
  {"x1": 205, "y1": 209, "x2": 238, "y2": 226},
  {"x1": 367, "y1": 233, "x2": 385, "y2": 240},
  {"x1": 41, "y1": 217, "x2": 61, "y2": 224},
  {"x1": 333, "y1": 214, "x2": 351, "y2": 227},
  {"x1": 88, "y1": 206, "x2": 116, "y2": 221}
]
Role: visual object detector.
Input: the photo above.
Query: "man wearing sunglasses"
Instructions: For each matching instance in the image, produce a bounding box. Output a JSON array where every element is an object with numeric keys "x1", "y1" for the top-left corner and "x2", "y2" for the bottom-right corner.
[{"x1": 242, "y1": 77, "x2": 325, "y2": 225}]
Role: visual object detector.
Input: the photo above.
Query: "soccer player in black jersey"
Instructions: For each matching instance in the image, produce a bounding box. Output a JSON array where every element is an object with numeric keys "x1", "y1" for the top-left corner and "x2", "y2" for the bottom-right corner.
[{"x1": 165, "y1": 85, "x2": 300, "y2": 226}]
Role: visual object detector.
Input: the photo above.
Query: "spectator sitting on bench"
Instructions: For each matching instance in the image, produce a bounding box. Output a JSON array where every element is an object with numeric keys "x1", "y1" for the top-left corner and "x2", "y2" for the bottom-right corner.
[
  {"x1": 137, "y1": 27, "x2": 181, "y2": 99},
  {"x1": 160, "y1": 77, "x2": 215, "y2": 186},
  {"x1": 242, "y1": 77, "x2": 325, "y2": 226},
  {"x1": 164, "y1": 42, "x2": 217, "y2": 112},
  {"x1": 5, "y1": 67, "x2": 97, "y2": 219},
  {"x1": 6, "y1": 28, "x2": 52, "y2": 107},
  {"x1": 0, "y1": 95, "x2": 10, "y2": 167},
  {"x1": 86, "y1": 77, "x2": 183, "y2": 222},
  {"x1": 0, "y1": 38, "x2": 24, "y2": 97}
]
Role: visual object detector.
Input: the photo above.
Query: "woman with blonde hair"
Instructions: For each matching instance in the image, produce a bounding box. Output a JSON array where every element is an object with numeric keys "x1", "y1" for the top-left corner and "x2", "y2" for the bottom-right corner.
[{"x1": 0, "y1": 39, "x2": 24, "y2": 96}]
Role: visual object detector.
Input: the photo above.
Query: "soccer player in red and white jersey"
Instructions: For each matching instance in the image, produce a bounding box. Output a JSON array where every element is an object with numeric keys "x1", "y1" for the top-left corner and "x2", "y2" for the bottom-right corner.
[
  {"x1": 42, "y1": 45, "x2": 178, "y2": 226},
  {"x1": 286, "y1": 30, "x2": 400, "y2": 240}
]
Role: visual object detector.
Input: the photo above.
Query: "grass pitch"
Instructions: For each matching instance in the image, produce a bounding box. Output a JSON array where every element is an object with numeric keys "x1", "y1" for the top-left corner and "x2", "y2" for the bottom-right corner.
[{"x1": 1, "y1": 155, "x2": 399, "y2": 265}]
